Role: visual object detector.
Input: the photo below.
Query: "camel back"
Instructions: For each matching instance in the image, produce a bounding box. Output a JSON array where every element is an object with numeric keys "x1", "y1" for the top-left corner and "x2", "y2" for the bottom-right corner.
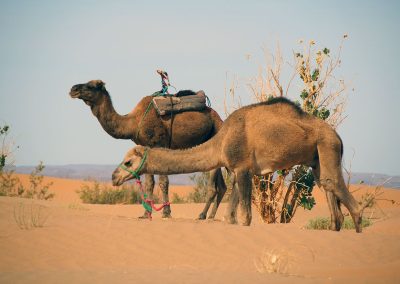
[{"x1": 152, "y1": 90, "x2": 207, "y2": 116}]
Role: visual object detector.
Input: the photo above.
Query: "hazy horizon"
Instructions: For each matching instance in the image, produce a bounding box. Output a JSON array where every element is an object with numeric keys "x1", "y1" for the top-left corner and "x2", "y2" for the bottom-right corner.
[{"x1": 1, "y1": 0, "x2": 399, "y2": 175}]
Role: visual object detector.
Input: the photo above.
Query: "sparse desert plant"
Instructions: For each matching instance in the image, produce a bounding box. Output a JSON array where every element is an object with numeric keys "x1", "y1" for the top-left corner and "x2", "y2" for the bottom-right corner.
[
  {"x1": 0, "y1": 124, "x2": 54, "y2": 200},
  {"x1": 305, "y1": 216, "x2": 371, "y2": 230},
  {"x1": 21, "y1": 162, "x2": 54, "y2": 200},
  {"x1": 188, "y1": 172, "x2": 210, "y2": 203},
  {"x1": 68, "y1": 202, "x2": 90, "y2": 211},
  {"x1": 171, "y1": 192, "x2": 186, "y2": 204},
  {"x1": 254, "y1": 248, "x2": 290, "y2": 275},
  {"x1": 188, "y1": 169, "x2": 232, "y2": 204},
  {"x1": 225, "y1": 37, "x2": 351, "y2": 223},
  {"x1": 77, "y1": 180, "x2": 146, "y2": 204},
  {"x1": 13, "y1": 202, "x2": 50, "y2": 229}
]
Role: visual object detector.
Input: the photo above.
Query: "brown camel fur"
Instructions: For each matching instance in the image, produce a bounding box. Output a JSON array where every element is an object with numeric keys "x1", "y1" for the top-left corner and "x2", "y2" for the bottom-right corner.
[
  {"x1": 112, "y1": 97, "x2": 363, "y2": 233},
  {"x1": 70, "y1": 79, "x2": 226, "y2": 219}
]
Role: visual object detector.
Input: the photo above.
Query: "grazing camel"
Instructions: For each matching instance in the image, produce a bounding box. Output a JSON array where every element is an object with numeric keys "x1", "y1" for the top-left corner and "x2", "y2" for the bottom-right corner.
[
  {"x1": 69, "y1": 80, "x2": 226, "y2": 219},
  {"x1": 112, "y1": 97, "x2": 363, "y2": 232}
]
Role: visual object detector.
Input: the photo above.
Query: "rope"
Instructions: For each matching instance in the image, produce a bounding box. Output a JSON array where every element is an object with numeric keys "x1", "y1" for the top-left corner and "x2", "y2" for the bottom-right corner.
[
  {"x1": 135, "y1": 100, "x2": 154, "y2": 140},
  {"x1": 118, "y1": 149, "x2": 170, "y2": 220}
]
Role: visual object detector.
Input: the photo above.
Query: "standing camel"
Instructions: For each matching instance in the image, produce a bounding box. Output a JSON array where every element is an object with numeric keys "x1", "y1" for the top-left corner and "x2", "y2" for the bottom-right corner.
[
  {"x1": 112, "y1": 97, "x2": 363, "y2": 232},
  {"x1": 70, "y1": 79, "x2": 226, "y2": 219}
]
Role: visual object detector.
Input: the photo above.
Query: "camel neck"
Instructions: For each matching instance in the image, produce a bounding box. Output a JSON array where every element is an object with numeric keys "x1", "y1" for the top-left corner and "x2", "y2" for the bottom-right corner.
[
  {"x1": 91, "y1": 93, "x2": 137, "y2": 140},
  {"x1": 143, "y1": 138, "x2": 223, "y2": 175}
]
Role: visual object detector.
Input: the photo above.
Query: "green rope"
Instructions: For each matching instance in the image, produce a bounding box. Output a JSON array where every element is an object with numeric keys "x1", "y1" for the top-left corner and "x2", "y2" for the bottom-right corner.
[
  {"x1": 135, "y1": 91, "x2": 172, "y2": 140},
  {"x1": 118, "y1": 148, "x2": 148, "y2": 179},
  {"x1": 135, "y1": 101, "x2": 154, "y2": 140}
]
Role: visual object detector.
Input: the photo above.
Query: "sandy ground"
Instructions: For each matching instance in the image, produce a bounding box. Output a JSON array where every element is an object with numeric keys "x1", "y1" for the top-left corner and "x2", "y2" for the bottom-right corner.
[{"x1": 1, "y1": 174, "x2": 400, "y2": 283}]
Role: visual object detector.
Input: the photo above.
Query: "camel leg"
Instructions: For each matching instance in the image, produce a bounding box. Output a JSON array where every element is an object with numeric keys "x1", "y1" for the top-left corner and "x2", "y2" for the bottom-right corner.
[
  {"x1": 313, "y1": 166, "x2": 343, "y2": 231},
  {"x1": 207, "y1": 168, "x2": 227, "y2": 219},
  {"x1": 236, "y1": 170, "x2": 253, "y2": 226},
  {"x1": 225, "y1": 176, "x2": 238, "y2": 224},
  {"x1": 198, "y1": 170, "x2": 218, "y2": 220},
  {"x1": 317, "y1": 143, "x2": 362, "y2": 233},
  {"x1": 158, "y1": 175, "x2": 171, "y2": 218},
  {"x1": 139, "y1": 174, "x2": 156, "y2": 218}
]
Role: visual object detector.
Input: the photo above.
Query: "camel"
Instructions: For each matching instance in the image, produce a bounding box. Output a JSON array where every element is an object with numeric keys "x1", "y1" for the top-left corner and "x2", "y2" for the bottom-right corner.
[
  {"x1": 112, "y1": 97, "x2": 363, "y2": 233},
  {"x1": 69, "y1": 79, "x2": 226, "y2": 219}
]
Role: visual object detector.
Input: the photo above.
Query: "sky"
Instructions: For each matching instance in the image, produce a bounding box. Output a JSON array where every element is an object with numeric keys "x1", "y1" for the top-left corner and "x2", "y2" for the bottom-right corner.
[{"x1": 0, "y1": 0, "x2": 399, "y2": 175}]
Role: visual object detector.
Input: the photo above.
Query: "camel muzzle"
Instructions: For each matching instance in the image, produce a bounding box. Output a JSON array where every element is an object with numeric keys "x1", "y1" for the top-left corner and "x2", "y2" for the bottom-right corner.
[{"x1": 69, "y1": 84, "x2": 83, "y2": 98}]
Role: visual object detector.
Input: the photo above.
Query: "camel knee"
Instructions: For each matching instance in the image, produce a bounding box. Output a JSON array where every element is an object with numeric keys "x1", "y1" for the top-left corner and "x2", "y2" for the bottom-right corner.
[
  {"x1": 158, "y1": 175, "x2": 169, "y2": 192},
  {"x1": 320, "y1": 178, "x2": 336, "y2": 192}
]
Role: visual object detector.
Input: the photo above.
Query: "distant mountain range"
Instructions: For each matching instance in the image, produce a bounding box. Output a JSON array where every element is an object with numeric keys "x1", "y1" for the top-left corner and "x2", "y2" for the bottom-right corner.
[{"x1": 13, "y1": 164, "x2": 400, "y2": 189}]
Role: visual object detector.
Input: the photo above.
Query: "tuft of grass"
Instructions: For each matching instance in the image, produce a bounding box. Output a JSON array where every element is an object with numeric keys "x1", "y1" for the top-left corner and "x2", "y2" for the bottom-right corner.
[
  {"x1": 13, "y1": 202, "x2": 50, "y2": 230},
  {"x1": 77, "y1": 180, "x2": 162, "y2": 205},
  {"x1": 254, "y1": 248, "x2": 290, "y2": 275},
  {"x1": 305, "y1": 216, "x2": 372, "y2": 230},
  {"x1": 171, "y1": 192, "x2": 186, "y2": 204},
  {"x1": 68, "y1": 203, "x2": 89, "y2": 211}
]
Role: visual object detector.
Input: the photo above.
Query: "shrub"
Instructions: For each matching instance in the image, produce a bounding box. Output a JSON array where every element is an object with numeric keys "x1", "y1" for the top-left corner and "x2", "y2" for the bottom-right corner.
[
  {"x1": 188, "y1": 172, "x2": 210, "y2": 203},
  {"x1": 13, "y1": 202, "x2": 50, "y2": 229},
  {"x1": 0, "y1": 124, "x2": 53, "y2": 200},
  {"x1": 77, "y1": 180, "x2": 142, "y2": 204},
  {"x1": 171, "y1": 192, "x2": 186, "y2": 204},
  {"x1": 305, "y1": 216, "x2": 372, "y2": 230}
]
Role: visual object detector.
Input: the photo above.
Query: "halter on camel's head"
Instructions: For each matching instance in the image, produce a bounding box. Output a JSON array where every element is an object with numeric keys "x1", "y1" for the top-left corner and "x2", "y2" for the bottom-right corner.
[
  {"x1": 112, "y1": 146, "x2": 170, "y2": 220},
  {"x1": 113, "y1": 146, "x2": 149, "y2": 186}
]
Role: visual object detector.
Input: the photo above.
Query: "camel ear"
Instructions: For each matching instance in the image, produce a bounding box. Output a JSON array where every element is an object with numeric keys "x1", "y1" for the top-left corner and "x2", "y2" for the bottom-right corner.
[
  {"x1": 132, "y1": 146, "x2": 144, "y2": 158},
  {"x1": 88, "y1": 80, "x2": 105, "y2": 89}
]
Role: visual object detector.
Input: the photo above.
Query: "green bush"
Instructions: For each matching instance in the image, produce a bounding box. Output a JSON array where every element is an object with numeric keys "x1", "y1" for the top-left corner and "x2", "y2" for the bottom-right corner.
[
  {"x1": 77, "y1": 180, "x2": 143, "y2": 204},
  {"x1": 188, "y1": 172, "x2": 210, "y2": 203},
  {"x1": 0, "y1": 162, "x2": 54, "y2": 200},
  {"x1": 1, "y1": 124, "x2": 53, "y2": 200},
  {"x1": 171, "y1": 192, "x2": 186, "y2": 204},
  {"x1": 305, "y1": 216, "x2": 372, "y2": 230}
]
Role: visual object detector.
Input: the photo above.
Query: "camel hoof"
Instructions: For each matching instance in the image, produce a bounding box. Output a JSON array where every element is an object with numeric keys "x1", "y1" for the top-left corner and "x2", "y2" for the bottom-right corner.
[
  {"x1": 162, "y1": 213, "x2": 172, "y2": 219},
  {"x1": 138, "y1": 214, "x2": 149, "y2": 219},
  {"x1": 224, "y1": 215, "x2": 237, "y2": 225},
  {"x1": 198, "y1": 213, "x2": 207, "y2": 220}
]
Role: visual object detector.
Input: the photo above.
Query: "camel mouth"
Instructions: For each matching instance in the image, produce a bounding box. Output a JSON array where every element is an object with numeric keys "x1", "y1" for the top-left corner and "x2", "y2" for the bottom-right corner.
[
  {"x1": 112, "y1": 179, "x2": 122, "y2": 186},
  {"x1": 112, "y1": 171, "x2": 126, "y2": 186},
  {"x1": 69, "y1": 91, "x2": 81, "y2": 99}
]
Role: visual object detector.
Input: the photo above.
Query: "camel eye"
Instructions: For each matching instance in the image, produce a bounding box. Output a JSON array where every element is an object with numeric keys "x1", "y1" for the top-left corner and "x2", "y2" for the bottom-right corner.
[{"x1": 124, "y1": 161, "x2": 131, "y2": 167}]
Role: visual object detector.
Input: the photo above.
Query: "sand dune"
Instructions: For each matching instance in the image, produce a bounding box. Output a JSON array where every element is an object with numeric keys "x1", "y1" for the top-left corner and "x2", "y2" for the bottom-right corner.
[{"x1": 1, "y1": 174, "x2": 400, "y2": 283}]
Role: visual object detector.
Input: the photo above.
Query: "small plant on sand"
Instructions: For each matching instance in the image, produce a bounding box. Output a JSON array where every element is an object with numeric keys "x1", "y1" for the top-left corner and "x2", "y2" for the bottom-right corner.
[
  {"x1": 254, "y1": 248, "x2": 290, "y2": 275},
  {"x1": 77, "y1": 180, "x2": 147, "y2": 204},
  {"x1": 171, "y1": 192, "x2": 186, "y2": 204},
  {"x1": 305, "y1": 216, "x2": 372, "y2": 230},
  {"x1": 188, "y1": 169, "x2": 232, "y2": 204},
  {"x1": 0, "y1": 124, "x2": 54, "y2": 200},
  {"x1": 21, "y1": 162, "x2": 54, "y2": 200},
  {"x1": 187, "y1": 172, "x2": 210, "y2": 203},
  {"x1": 68, "y1": 202, "x2": 90, "y2": 211},
  {"x1": 13, "y1": 202, "x2": 50, "y2": 229}
]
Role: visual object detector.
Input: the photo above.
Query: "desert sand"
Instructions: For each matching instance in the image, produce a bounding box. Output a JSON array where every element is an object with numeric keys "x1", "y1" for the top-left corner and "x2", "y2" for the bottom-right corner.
[{"x1": 1, "y1": 174, "x2": 400, "y2": 283}]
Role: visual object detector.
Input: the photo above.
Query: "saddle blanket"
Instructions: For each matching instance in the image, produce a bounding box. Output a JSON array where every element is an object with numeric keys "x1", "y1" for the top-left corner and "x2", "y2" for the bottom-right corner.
[{"x1": 152, "y1": 90, "x2": 207, "y2": 116}]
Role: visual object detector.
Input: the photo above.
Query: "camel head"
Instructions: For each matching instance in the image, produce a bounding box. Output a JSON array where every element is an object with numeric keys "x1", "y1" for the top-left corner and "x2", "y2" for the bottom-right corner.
[
  {"x1": 70, "y1": 80, "x2": 107, "y2": 107},
  {"x1": 112, "y1": 146, "x2": 147, "y2": 186}
]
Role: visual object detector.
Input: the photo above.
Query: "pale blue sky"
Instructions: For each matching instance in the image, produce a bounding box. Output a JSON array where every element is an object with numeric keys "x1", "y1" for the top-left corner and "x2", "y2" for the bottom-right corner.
[{"x1": 0, "y1": 0, "x2": 399, "y2": 175}]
